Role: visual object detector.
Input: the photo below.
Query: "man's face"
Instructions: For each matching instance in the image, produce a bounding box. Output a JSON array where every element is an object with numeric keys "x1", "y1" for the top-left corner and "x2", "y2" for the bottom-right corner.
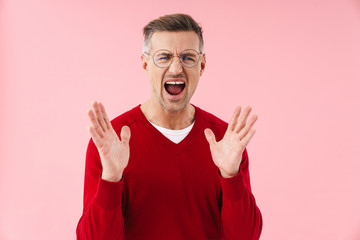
[{"x1": 142, "y1": 31, "x2": 206, "y2": 113}]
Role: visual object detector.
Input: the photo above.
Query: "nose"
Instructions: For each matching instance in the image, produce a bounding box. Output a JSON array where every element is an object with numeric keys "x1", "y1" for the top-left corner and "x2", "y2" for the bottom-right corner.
[{"x1": 168, "y1": 56, "x2": 183, "y2": 74}]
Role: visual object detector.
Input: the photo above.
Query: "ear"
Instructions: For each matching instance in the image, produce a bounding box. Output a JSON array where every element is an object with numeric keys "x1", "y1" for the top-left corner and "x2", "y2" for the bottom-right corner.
[
  {"x1": 141, "y1": 54, "x2": 149, "y2": 76},
  {"x1": 200, "y1": 53, "x2": 206, "y2": 76}
]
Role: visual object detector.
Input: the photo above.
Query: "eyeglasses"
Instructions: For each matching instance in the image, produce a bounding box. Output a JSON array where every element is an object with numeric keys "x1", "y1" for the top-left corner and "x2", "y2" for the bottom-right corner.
[{"x1": 144, "y1": 49, "x2": 203, "y2": 68}]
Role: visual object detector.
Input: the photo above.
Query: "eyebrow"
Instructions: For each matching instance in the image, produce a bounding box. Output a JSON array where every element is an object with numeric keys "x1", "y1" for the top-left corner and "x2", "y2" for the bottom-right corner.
[
  {"x1": 181, "y1": 53, "x2": 196, "y2": 56},
  {"x1": 156, "y1": 52, "x2": 172, "y2": 56}
]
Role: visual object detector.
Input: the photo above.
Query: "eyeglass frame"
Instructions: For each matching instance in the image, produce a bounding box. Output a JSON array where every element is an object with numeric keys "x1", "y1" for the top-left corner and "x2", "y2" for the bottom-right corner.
[{"x1": 143, "y1": 49, "x2": 204, "y2": 68}]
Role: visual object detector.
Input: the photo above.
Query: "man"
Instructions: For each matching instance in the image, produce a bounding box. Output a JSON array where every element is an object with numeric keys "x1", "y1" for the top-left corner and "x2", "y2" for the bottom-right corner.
[{"x1": 77, "y1": 14, "x2": 262, "y2": 240}]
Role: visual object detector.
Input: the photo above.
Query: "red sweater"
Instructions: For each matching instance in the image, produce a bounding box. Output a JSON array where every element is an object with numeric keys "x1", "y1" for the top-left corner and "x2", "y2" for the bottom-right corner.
[{"x1": 76, "y1": 105, "x2": 262, "y2": 240}]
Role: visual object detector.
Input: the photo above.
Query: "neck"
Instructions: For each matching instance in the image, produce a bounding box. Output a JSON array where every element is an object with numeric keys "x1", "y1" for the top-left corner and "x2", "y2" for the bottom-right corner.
[{"x1": 140, "y1": 99, "x2": 195, "y2": 130}]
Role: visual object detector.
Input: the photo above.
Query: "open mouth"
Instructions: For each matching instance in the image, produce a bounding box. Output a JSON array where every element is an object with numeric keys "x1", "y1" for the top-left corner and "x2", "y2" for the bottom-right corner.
[{"x1": 164, "y1": 81, "x2": 185, "y2": 96}]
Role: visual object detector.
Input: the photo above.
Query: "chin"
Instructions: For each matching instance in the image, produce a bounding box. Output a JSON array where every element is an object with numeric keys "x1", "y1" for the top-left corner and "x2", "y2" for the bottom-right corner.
[{"x1": 161, "y1": 100, "x2": 189, "y2": 113}]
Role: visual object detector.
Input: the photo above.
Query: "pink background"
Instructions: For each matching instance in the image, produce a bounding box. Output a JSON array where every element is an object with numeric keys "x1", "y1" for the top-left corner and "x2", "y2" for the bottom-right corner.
[{"x1": 1, "y1": 0, "x2": 360, "y2": 239}]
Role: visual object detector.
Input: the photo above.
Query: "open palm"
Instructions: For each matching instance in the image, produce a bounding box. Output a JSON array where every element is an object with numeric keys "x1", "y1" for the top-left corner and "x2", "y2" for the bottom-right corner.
[
  {"x1": 205, "y1": 106, "x2": 257, "y2": 178},
  {"x1": 87, "y1": 101, "x2": 131, "y2": 182}
]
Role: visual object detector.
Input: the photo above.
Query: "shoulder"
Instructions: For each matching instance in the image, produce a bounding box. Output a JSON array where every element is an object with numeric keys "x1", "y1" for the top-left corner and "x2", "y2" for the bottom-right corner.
[
  {"x1": 110, "y1": 105, "x2": 140, "y2": 133},
  {"x1": 196, "y1": 106, "x2": 228, "y2": 128},
  {"x1": 194, "y1": 105, "x2": 228, "y2": 139},
  {"x1": 85, "y1": 105, "x2": 140, "y2": 158}
]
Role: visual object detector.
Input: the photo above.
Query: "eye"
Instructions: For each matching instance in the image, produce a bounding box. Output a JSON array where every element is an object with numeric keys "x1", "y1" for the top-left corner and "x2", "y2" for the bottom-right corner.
[
  {"x1": 181, "y1": 54, "x2": 196, "y2": 62},
  {"x1": 155, "y1": 53, "x2": 172, "y2": 62}
]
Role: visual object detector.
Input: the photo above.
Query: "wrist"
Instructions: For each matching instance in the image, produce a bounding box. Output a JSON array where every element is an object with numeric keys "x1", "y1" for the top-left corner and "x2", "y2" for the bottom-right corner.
[
  {"x1": 101, "y1": 169, "x2": 124, "y2": 182},
  {"x1": 220, "y1": 169, "x2": 239, "y2": 179}
]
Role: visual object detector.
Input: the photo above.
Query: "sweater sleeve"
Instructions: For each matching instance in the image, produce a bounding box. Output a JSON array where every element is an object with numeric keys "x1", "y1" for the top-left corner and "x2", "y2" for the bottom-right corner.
[
  {"x1": 76, "y1": 139, "x2": 125, "y2": 240},
  {"x1": 219, "y1": 149, "x2": 263, "y2": 240}
]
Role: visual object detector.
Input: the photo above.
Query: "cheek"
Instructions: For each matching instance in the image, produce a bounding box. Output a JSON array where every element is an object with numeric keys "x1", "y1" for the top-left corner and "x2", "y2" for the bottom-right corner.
[
  {"x1": 187, "y1": 72, "x2": 200, "y2": 89},
  {"x1": 149, "y1": 70, "x2": 165, "y2": 90},
  {"x1": 191, "y1": 80, "x2": 200, "y2": 91}
]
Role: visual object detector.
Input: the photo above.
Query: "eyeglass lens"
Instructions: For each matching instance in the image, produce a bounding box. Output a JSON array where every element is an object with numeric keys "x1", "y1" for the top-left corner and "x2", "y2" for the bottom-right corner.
[{"x1": 153, "y1": 49, "x2": 200, "y2": 68}]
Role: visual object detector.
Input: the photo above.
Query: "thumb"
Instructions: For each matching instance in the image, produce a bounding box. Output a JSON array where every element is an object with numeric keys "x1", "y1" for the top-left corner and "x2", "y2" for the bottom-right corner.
[
  {"x1": 120, "y1": 125, "x2": 131, "y2": 144},
  {"x1": 204, "y1": 128, "x2": 216, "y2": 146}
]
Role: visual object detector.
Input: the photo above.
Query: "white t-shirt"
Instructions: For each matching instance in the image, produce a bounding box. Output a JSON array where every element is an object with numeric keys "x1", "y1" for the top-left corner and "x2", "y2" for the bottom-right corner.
[{"x1": 149, "y1": 121, "x2": 195, "y2": 144}]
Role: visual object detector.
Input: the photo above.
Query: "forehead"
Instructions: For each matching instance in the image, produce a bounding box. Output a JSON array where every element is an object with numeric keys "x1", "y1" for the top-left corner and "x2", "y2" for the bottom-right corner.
[{"x1": 150, "y1": 31, "x2": 200, "y2": 53}]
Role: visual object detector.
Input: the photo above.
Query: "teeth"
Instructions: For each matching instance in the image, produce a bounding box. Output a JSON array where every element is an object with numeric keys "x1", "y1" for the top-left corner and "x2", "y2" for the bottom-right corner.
[{"x1": 166, "y1": 81, "x2": 185, "y2": 85}]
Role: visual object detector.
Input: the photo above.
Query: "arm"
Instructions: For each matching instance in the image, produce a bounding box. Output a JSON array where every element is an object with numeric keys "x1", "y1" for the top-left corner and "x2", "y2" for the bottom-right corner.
[
  {"x1": 219, "y1": 149, "x2": 262, "y2": 240},
  {"x1": 76, "y1": 101, "x2": 131, "y2": 240},
  {"x1": 205, "y1": 106, "x2": 262, "y2": 239},
  {"x1": 76, "y1": 140, "x2": 125, "y2": 240}
]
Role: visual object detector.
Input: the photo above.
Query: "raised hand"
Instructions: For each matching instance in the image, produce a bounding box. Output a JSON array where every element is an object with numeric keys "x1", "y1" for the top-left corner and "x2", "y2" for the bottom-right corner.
[
  {"x1": 87, "y1": 101, "x2": 131, "y2": 182},
  {"x1": 204, "y1": 106, "x2": 258, "y2": 178}
]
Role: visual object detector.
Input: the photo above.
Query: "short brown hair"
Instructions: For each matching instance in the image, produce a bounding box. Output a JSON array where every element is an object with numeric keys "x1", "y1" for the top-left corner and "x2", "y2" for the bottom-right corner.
[{"x1": 143, "y1": 13, "x2": 204, "y2": 53}]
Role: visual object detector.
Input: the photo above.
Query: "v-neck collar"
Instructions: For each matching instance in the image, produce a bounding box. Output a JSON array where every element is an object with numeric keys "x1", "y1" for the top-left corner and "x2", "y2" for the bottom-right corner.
[{"x1": 134, "y1": 104, "x2": 203, "y2": 155}]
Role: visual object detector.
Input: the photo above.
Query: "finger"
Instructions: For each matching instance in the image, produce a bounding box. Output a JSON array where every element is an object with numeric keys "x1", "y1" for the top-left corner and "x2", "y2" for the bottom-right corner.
[
  {"x1": 88, "y1": 125, "x2": 102, "y2": 148},
  {"x1": 238, "y1": 114, "x2": 258, "y2": 140},
  {"x1": 92, "y1": 101, "x2": 108, "y2": 132},
  {"x1": 234, "y1": 106, "x2": 252, "y2": 133},
  {"x1": 87, "y1": 108, "x2": 105, "y2": 138},
  {"x1": 120, "y1": 126, "x2": 131, "y2": 144},
  {"x1": 204, "y1": 128, "x2": 217, "y2": 146},
  {"x1": 228, "y1": 106, "x2": 241, "y2": 132},
  {"x1": 240, "y1": 128, "x2": 256, "y2": 148},
  {"x1": 99, "y1": 102, "x2": 112, "y2": 130}
]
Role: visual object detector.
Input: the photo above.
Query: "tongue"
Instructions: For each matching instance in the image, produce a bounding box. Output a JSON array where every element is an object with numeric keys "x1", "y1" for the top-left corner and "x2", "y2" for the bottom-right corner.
[{"x1": 165, "y1": 84, "x2": 184, "y2": 95}]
